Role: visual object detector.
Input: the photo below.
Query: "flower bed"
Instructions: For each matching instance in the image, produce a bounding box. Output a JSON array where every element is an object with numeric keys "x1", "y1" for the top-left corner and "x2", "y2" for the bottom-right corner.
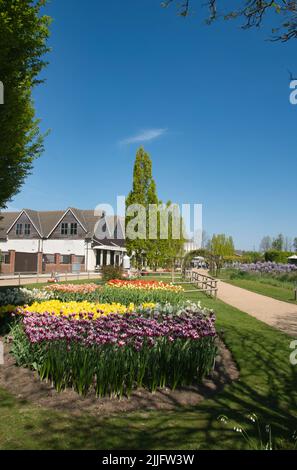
[
  {"x1": 98, "y1": 286, "x2": 184, "y2": 305},
  {"x1": 17, "y1": 300, "x2": 155, "y2": 319},
  {"x1": 45, "y1": 283, "x2": 100, "y2": 294},
  {"x1": 232, "y1": 262, "x2": 297, "y2": 274},
  {"x1": 10, "y1": 308, "x2": 217, "y2": 397},
  {"x1": 0, "y1": 287, "x2": 51, "y2": 306},
  {"x1": 108, "y1": 279, "x2": 183, "y2": 292}
]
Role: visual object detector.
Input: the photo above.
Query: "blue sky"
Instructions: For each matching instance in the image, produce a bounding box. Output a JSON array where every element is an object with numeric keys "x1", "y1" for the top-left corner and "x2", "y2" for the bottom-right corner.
[{"x1": 9, "y1": 0, "x2": 297, "y2": 250}]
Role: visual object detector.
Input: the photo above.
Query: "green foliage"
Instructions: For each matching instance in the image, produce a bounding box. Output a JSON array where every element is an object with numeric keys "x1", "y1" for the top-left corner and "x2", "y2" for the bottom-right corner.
[
  {"x1": 207, "y1": 234, "x2": 235, "y2": 274},
  {"x1": 9, "y1": 320, "x2": 33, "y2": 366},
  {"x1": 182, "y1": 249, "x2": 211, "y2": 270},
  {"x1": 210, "y1": 234, "x2": 234, "y2": 257},
  {"x1": 264, "y1": 250, "x2": 293, "y2": 263},
  {"x1": 99, "y1": 286, "x2": 184, "y2": 305},
  {"x1": 40, "y1": 285, "x2": 184, "y2": 305},
  {"x1": 239, "y1": 251, "x2": 264, "y2": 263},
  {"x1": 293, "y1": 237, "x2": 297, "y2": 253},
  {"x1": 1, "y1": 286, "x2": 297, "y2": 449},
  {"x1": 271, "y1": 234, "x2": 284, "y2": 251},
  {"x1": 126, "y1": 148, "x2": 185, "y2": 269},
  {"x1": 125, "y1": 147, "x2": 158, "y2": 268},
  {"x1": 0, "y1": 0, "x2": 50, "y2": 209},
  {"x1": 148, "y1": 202, "x2": 186, "y2": 269},
  {"x1": 101, "y1": 265, "x2": 124, "y2": 282},
  {"x1": 259, "y1": 236, "x2": 272, "y2": 252}
]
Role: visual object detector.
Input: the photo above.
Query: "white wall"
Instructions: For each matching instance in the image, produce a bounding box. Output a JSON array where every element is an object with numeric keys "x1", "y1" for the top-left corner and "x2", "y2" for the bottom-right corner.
[
  {"x1": 42, "y1": 239, "x2": 85, "y2": 256},
  {"x1": 0, "y1": 239, "x2": 40, "y2": 253},
  {"x1": 0, "y1": 238, "x2": 86, "y2": 256},
  {"x1": 85, "y1": 242, "x2": 96, "y2": 271}
]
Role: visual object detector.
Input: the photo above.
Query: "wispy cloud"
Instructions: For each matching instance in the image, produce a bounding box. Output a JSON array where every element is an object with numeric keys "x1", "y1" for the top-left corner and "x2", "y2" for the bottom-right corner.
[
  {"x1": 120, "y1": 128, "x2": 167, "y2": 145},
  {"x1": 4, "y1": 205, "x2": 20, "y2": 212}
]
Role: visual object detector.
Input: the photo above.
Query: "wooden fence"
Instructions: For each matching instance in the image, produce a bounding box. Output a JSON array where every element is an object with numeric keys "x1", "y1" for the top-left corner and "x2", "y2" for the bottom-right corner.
[{"x1": 184, "y1": 269, "x2": 218, "y2": 298}]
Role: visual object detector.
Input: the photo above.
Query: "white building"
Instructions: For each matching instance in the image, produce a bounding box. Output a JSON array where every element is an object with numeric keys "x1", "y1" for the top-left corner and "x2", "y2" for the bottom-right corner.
[{"x1": 0, "y1": 208, "x2": 126, "y2": 274}]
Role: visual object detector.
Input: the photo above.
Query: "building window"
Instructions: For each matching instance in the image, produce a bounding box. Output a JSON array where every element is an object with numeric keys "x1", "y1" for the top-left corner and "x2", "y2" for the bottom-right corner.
[
  {"x1": 1, "y1": 252, "x2": 10, "y2": 264},
  {"x1": 16, "y1": 223, "x2": 23, "y2": 235},
  {"x1": 76, "y1": 256, "x2": 85, "y2": 265},
  {"x1": 61, "y1": 222, "x2": 68, "y2": 235},
  {"x1": 24, "y1": 223, "x2": 31, "y2": 235},
  {"x1": 70, "y1": 223, "x2": 77, "y2": 235},
  {"x1": 43, "y1": 254, "x2": 55, "y2": 264},
  {"x1": 61, "y1": 255, "x2": 71, "y2": 264}
]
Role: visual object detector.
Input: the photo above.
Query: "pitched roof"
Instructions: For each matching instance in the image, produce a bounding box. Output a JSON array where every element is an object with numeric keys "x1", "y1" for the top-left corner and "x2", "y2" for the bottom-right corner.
[
  {"x1": 0, "y1": 212, "x2": 19, "y2": 239},
  {"x1": 0, "y1": 208, "x2": 109, "y2": 239}
]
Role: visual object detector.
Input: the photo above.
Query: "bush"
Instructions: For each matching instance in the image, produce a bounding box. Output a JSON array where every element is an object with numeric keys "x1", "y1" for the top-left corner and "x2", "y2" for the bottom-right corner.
[
  {"x1": 264, "y1": 251, "x2": 293, "y2": 263},
  {"x1": 101, "y1": 265, "x2": 124, "y2": 281}
]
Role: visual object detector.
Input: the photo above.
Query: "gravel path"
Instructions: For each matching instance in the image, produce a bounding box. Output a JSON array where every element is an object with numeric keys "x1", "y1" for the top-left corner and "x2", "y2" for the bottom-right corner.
[{"x1": 217, "y1": 280, "x2": 297, "y2": 337}]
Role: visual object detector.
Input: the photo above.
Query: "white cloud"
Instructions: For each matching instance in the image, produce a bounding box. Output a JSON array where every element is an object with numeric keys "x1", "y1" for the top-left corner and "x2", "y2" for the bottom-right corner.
[{"x1": 120, "y1": 128, "x2": 167, "y2": 145}]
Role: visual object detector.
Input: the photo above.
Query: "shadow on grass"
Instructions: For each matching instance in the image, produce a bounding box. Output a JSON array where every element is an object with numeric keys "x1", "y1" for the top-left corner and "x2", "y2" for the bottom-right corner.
[{"x1": 1, "y1": 300, "x2": 297, "y2": 450}]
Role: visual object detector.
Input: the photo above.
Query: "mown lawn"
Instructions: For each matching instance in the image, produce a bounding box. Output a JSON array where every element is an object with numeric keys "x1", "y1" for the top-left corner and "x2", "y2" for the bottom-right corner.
[
  {"x1": 0, "y1": 282, "x2": 297, "y2": 449},
  {"x1": 219, "y1": 271, "x2": 297, "y2": 304}
]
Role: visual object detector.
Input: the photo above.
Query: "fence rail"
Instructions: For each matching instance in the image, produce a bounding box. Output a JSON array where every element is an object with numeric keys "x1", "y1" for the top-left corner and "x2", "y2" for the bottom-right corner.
[
  {"x1": 0, "y1": 271, "x2": 102, "y2": 287},
  {"x1": 184, "y1": 269, "x2": 218, "y2": 298}
]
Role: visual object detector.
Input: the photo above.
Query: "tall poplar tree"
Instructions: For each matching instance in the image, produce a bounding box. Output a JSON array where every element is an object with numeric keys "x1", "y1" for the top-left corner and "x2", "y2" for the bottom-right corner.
[
  {"x1": 126, "y1": 148, "x2": 186, "y2": 269},
  {"x1": 125, "y1": 147, "x2": 158, "y2": 268}
]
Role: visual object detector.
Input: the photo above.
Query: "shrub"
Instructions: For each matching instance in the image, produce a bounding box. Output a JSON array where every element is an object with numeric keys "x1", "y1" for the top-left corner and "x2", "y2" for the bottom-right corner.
[
  {"x1": 101, "y1": 265, "x2": 124, "y2": 281},
  {"x1": 264, "y1": 251, "x2": 293, "y2": 263}
]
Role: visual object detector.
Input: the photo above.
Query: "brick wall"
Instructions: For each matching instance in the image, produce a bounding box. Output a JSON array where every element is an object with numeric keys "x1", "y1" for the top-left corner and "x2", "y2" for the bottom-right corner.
[
  {"x1": 0, "y1": 250, "x2": 15, "y2": 274},
  {"x1": 0, "y1": 251, "x2": 86, "y2": 275},
  {"x1": 42, "y1": 254, "x2": 85, "y2": 274}
]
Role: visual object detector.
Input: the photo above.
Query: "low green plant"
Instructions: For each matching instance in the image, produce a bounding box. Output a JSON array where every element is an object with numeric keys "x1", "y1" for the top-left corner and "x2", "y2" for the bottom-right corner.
[
  {"x1": 101, "y1": 265, "x2": 124, "y2": 281},
  {"x1": 98, "y1": 286, "x2": 184, "y2": 305},
  {"x1": 218, "y1": 413, "x2": 297, "y2": 450}
]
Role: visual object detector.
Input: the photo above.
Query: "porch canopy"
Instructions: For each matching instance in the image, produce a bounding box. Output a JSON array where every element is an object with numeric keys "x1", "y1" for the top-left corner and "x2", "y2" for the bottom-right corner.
[{"x1": 93, "y1": 243, "x2": 126, "y2": 267}]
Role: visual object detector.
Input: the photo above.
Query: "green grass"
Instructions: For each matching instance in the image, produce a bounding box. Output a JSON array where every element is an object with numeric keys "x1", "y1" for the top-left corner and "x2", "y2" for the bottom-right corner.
[
  {"x1": 0, "y1": 279, "x2": 297, "y2": 449},
  {"x1": 219, "y1": 270, "x2": 297, "y2": 304}
]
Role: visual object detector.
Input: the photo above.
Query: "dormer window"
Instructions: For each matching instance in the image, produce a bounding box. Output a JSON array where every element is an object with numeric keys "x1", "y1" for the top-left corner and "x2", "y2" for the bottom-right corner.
[
  {"x1": 71, "y1": 223, "x2": 77, "y2": 235},
  {"x1": 25, "y1": 223, "x2": 31, "y2": 235},
  {"x1": 16, "y1": 223, "x2": 23, "y2": 235},
  {"x1": 61, "y1": 222, "x2": 68, "y2": 235}
]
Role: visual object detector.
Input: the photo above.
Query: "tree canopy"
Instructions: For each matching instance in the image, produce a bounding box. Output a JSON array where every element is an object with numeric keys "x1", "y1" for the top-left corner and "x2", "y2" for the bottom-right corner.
[
  {"x1": 0, "y1": 0, "x2": 50, "y2": 210},
  {"x1": 125, "y1": 148, "x2": 185, "y2": 269},
  {"x1": 162, "y1": 0, "x2": 297, "y2": 42}
]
